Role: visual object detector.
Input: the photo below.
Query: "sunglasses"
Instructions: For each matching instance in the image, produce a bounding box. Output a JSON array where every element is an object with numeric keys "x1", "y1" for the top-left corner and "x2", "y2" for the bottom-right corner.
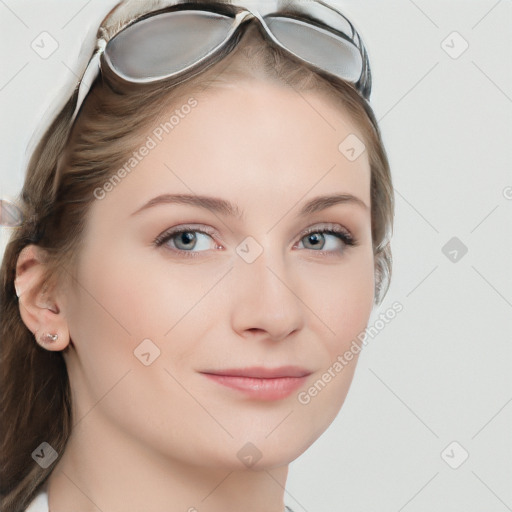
[{"x1": 70, "y1": 0, "x2": 372, "y2": 123}]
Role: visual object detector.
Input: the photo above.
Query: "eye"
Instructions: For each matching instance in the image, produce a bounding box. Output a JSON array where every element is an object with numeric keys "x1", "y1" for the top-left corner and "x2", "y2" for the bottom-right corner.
[
  {"x1": 153, "y1": 224, "x2": 219, "y2": 258},
  {"x1": 295, "y1": 224, "x2": 357, "y2": 254},
  {"x1": 153, "y1": 223, "x2": 358, "y2": 259}
]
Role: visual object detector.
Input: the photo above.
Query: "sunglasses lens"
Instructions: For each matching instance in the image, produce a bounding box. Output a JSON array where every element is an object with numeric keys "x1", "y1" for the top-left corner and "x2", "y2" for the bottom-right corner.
[
  {"x1": 106, "y1": 11, "x2": 234, "y2": 81},
  {"x1": 265, "y1": 16, "x2": 363, "y2": 82}
]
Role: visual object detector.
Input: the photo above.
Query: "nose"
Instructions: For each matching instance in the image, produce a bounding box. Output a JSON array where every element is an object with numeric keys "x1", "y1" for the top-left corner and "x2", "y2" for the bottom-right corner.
[{"x1": 229, "y1": 245, "x2": 305, "y2": 342}]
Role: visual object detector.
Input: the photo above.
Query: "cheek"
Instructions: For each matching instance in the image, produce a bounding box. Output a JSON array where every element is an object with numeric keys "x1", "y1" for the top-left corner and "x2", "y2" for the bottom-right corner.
[
  {"x1": 65, "y1": 245, "x2": 166, "y2": 398},
  {"x1": 291, "y1": 269, "x2": 373, "y2": 445},
  {"x1": 71, "y1": 241, "x2": 189, "y2": 340},
  {"x1": 293, "y1": 250, "x2": 374, "y2": 414},
  {"x1": 67, "y1": 241, "x2": 219, "y2": 380},
  {"x1": 300, "y1": 249, "x2": 375, "y2": 348}
]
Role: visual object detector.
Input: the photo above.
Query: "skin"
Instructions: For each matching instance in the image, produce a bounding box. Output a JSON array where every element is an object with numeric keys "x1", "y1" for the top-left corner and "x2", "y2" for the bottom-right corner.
[{"x1": 15, "y1": 78, "x2": 375, "y2": 512}]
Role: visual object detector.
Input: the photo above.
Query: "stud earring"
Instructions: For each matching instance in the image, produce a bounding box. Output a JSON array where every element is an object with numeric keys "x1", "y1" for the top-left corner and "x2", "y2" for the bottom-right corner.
[{"x1": 36, "y1": 330, "x2": 59, "y2": 344}]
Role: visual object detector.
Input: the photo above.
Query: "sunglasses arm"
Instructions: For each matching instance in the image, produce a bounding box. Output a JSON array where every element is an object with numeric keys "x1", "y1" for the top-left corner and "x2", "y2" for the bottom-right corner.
[{"x1": 70, "y1": 38, "x2": 106, "y2": 124}]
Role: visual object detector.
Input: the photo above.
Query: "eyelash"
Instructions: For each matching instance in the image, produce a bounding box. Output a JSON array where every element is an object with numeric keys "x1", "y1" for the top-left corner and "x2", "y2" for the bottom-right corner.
[{"x1": 153, "y1": 223, "x2": 358, "y2": 259}]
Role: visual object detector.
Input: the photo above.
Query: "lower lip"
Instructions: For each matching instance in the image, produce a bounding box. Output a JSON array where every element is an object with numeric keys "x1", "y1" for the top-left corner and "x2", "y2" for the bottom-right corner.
[{"x1": 202, "y1": 374, "x2": 309, "y2": 400}]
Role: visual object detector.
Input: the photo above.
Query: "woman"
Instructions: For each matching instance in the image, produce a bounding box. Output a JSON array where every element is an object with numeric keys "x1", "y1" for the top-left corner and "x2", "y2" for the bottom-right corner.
[{"x1": 0, "y1": 0, "x2": 394, "y2": 510}]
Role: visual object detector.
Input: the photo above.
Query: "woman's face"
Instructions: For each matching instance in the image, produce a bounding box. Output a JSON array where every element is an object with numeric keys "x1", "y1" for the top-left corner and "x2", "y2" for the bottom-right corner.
[{"x1": 61, "y1": 78, "x2": 374, "y2": 470}]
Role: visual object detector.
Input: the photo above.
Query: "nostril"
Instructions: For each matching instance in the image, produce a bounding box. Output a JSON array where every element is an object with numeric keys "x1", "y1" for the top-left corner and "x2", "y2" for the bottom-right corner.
[{"x1": 247, "y1": 328, "x2": 264, "y2": 334}]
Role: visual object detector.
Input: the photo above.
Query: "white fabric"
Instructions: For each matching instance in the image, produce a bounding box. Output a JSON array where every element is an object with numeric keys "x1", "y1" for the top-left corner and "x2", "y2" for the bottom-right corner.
[{"x1": 24, "y1": 488, "x2": 48, "y2": 512}]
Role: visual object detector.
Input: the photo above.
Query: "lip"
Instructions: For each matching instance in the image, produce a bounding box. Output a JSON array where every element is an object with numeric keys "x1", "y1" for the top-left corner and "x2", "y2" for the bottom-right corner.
[
  {"x1": 203, "y1": 366, "x2": 311, "y2": 379},
  {"x1": 200, "y1": 366, "x2": 312, "y2": 400}
]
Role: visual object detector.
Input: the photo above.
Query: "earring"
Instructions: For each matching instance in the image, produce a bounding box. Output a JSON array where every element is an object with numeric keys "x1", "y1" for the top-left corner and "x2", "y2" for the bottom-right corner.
[{"x1": 36, "y1": 330, "x2": 59, "y2": 344}]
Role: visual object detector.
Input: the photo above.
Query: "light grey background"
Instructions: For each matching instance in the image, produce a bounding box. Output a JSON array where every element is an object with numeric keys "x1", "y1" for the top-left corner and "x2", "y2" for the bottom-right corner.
[{"x1": 1, "y1": 1, "x2": 511, "y2": 511}]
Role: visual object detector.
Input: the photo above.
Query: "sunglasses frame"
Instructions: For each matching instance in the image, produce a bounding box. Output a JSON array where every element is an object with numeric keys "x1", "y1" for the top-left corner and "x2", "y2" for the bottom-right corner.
[{"x1": 71, "y1": 0, "x2": 372, "y2": 123}]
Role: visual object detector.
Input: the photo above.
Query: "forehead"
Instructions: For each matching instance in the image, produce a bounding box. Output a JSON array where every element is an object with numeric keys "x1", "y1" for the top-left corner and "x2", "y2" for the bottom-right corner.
[
  {"x1": 158, "y1": 81, "x2": 367, "y2": 184},
  {"x1": 92, "y1": 79, "x2": 371, "y2": 220}
]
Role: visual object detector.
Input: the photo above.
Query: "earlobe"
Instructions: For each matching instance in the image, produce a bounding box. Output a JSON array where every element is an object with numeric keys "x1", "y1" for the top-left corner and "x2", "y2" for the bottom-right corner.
[{"x1": 15, "y1": 244, "x2": 70, "y2": 352}]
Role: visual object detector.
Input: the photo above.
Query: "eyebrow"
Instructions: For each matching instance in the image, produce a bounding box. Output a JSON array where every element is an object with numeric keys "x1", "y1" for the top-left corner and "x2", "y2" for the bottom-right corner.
[{"x1": 130, "y1": 193, "x2": 369, "y2": 219}]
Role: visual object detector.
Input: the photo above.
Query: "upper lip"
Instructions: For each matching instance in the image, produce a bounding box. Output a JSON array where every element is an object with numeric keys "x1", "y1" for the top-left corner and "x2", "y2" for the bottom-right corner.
[{"x1": 200, "y1": 366, "x2": 312, "y2": 378}]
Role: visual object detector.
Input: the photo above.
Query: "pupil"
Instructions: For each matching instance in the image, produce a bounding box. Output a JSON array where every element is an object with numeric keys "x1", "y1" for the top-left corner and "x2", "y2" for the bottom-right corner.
[
  {"x1": 180, "y1": 232, "x2": 195, "y2": 246},
  {"x1": 307, "y1": 233, "x2": 322, "y2": 247}
]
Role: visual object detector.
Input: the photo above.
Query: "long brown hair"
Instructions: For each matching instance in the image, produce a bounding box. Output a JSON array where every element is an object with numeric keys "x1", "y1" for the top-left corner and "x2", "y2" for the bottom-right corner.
[{"x1": 0, "y1": 2, "x2": 394, "y2": 509}]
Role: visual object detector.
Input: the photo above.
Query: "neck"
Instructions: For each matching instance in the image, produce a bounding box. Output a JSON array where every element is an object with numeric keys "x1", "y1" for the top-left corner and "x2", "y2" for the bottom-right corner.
[{"x1": 46, "y1": 413, "x2": 289, "y2": 512}]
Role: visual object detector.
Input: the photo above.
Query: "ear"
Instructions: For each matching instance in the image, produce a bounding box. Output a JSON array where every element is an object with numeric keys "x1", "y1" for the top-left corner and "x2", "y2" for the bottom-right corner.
[{"x1": 15, "y1": 244, "x2": 70, "y2": 352}]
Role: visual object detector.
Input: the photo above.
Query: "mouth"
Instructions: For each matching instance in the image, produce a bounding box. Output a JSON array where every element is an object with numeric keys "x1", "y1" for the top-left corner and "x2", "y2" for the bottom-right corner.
[{"x1": 200, "y1": 366, "x2": 312, "y2": 400}]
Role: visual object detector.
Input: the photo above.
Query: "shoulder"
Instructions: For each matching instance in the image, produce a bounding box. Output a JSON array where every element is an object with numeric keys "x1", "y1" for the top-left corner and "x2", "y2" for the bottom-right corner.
[{"x1": 24, "y1": 488, "x2": 49, "y2": 512}]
